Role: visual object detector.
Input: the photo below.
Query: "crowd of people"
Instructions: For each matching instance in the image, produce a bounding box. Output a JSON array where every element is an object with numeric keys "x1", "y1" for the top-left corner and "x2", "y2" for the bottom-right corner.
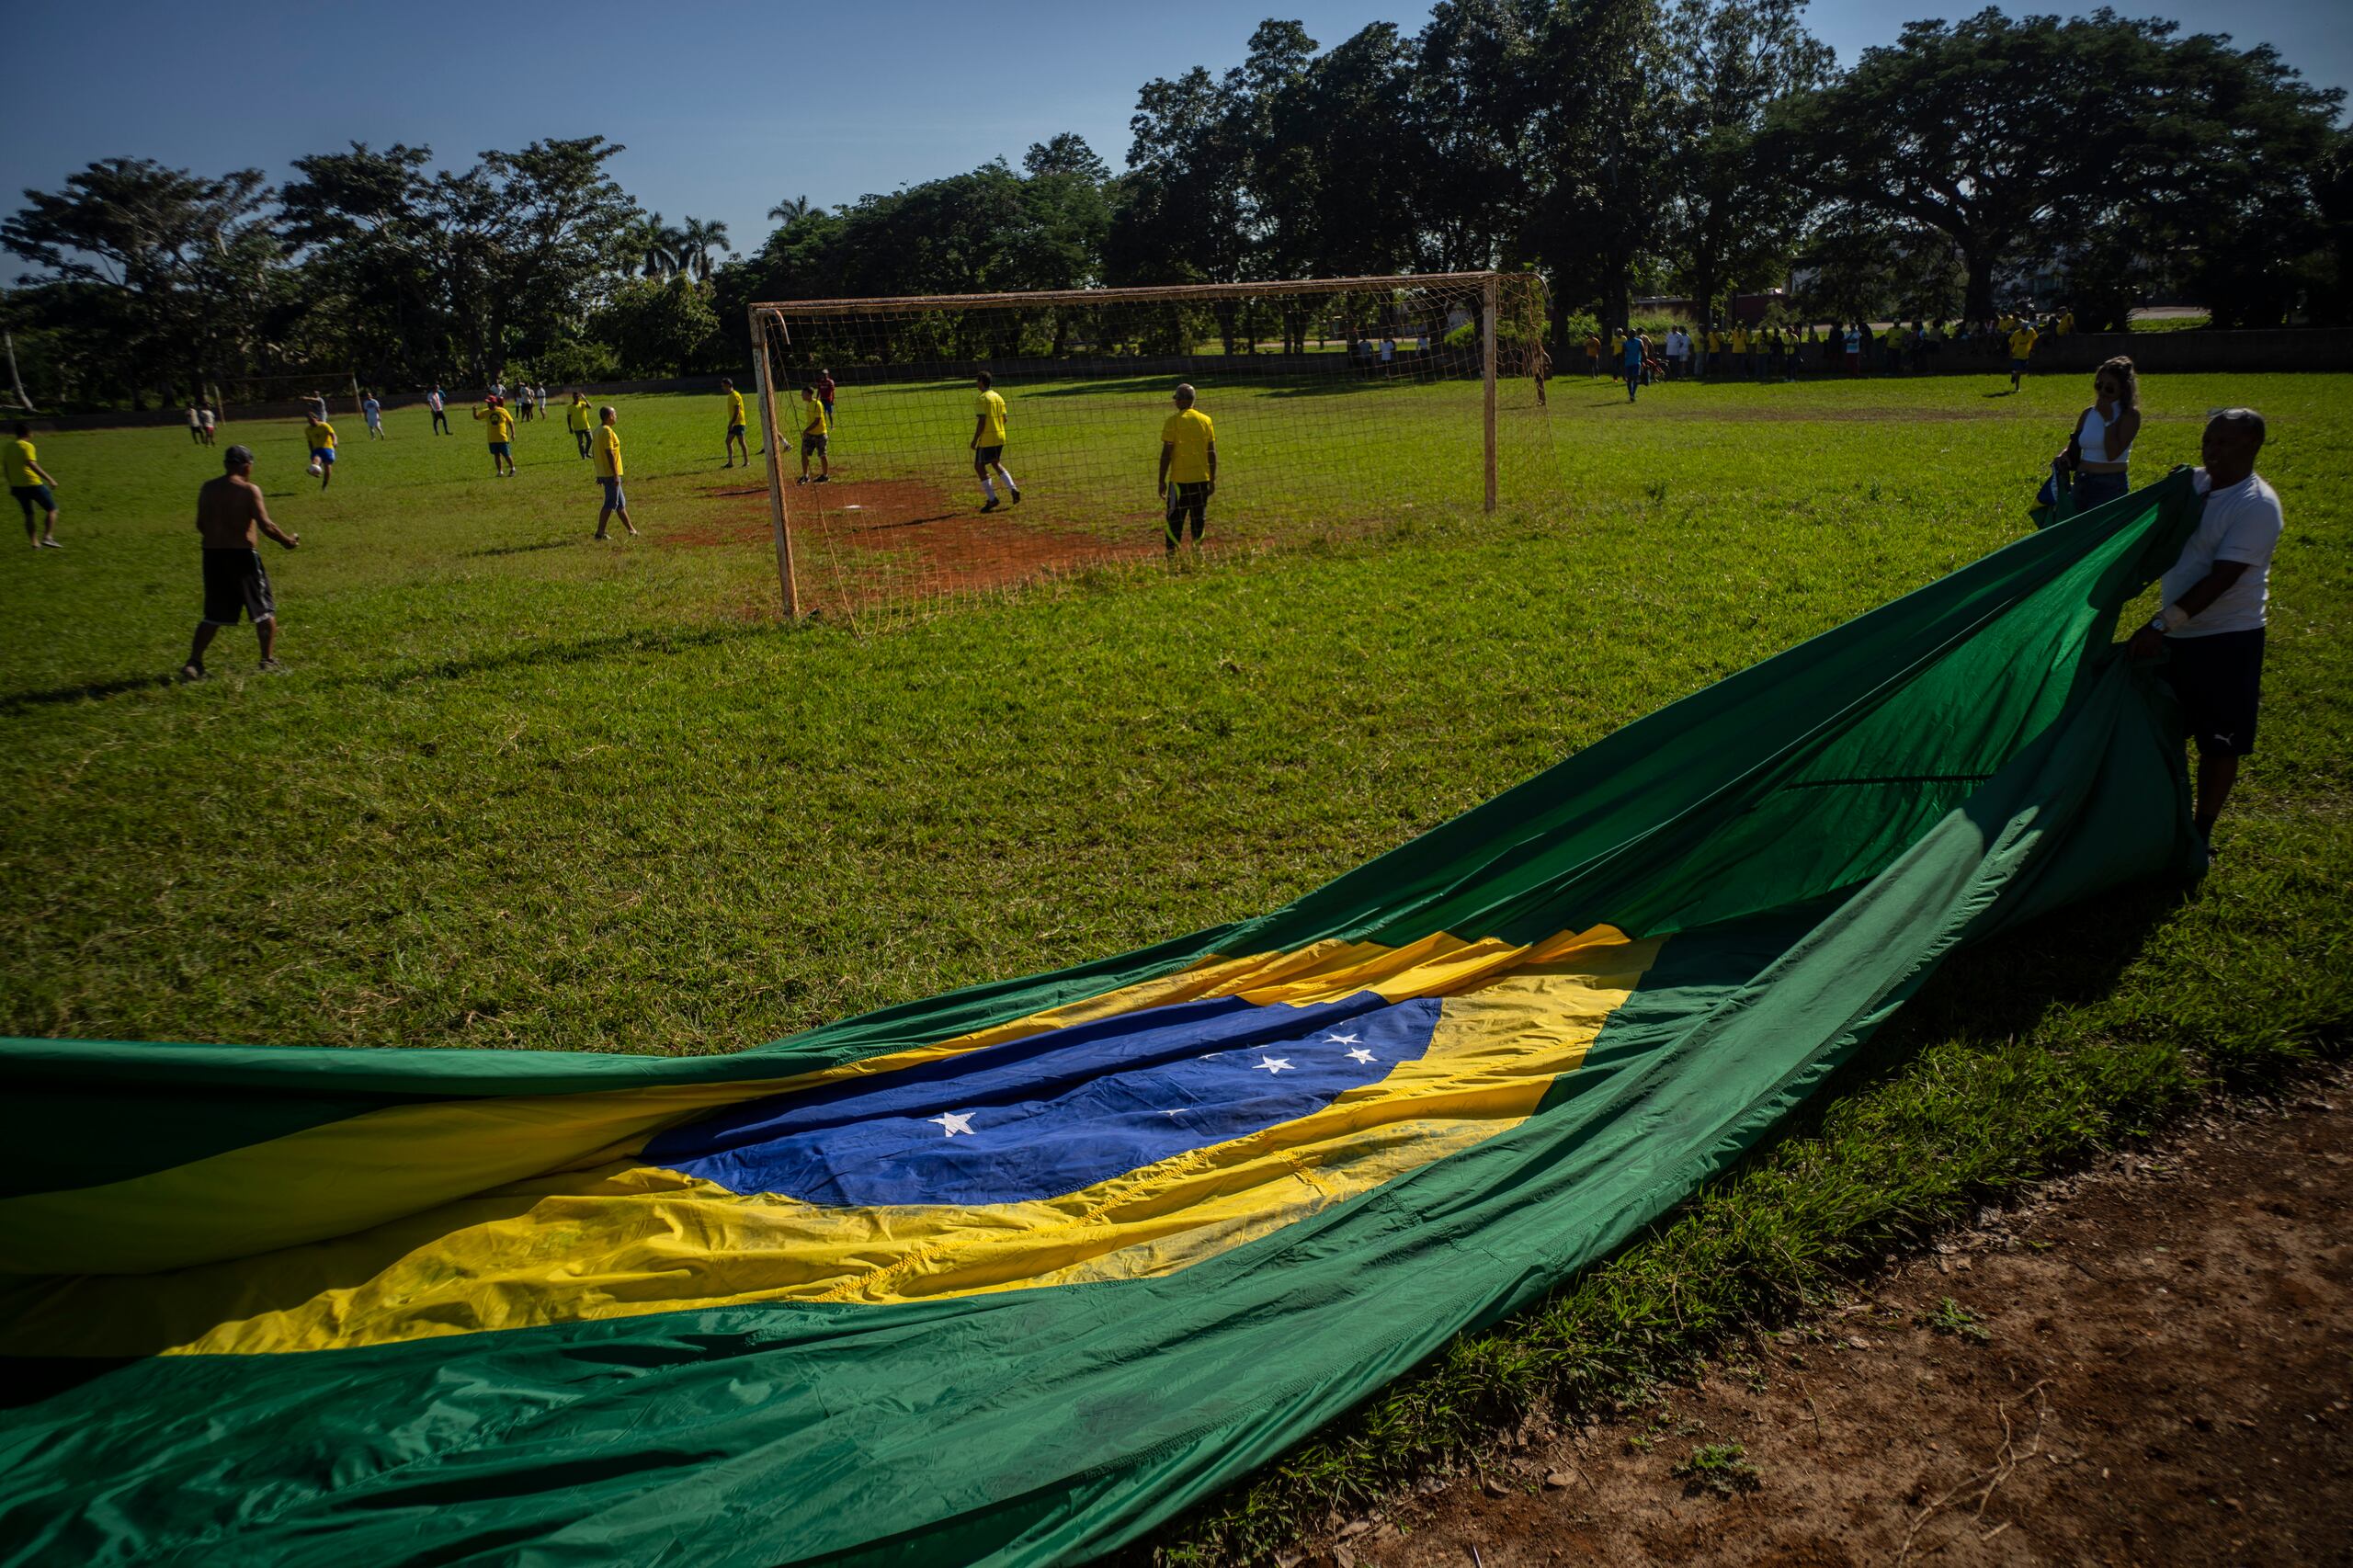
[{"x1": 1581, "y1": 304, "x2": 2082, "y2": 392}]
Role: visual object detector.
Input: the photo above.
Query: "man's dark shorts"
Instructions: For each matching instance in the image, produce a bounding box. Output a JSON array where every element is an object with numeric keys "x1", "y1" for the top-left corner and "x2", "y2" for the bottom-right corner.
[
  {"x1": 11, "y1": 483, "x2": 54, "y2": 518},
  {"x1": 201, "y1": 548, "x2": 275, "y2": 626},
  {"x1": 801, "y1": 433, "x2": 828, "y2": 459},
  {"x1": 974, "y1": 444, "x2": 1004, "y2": 466},
  {"x1": 2163, "y1": 628, "x2": 2264, "y2": 757},
  {"x1": 1165, "y1": 481, "x2": 1210, "y2": 543},
  {"x1": 489, "y1": 440, "x2": 512, "y2": 458},
  {"x1": 728, "y1": 423, "x2": 747, "y2": 439}
]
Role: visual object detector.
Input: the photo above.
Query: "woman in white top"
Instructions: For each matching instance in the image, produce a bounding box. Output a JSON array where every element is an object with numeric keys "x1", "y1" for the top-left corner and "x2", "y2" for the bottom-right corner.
[{"x1": 2056, "y1": 355, "x2": 2140, "y2": 511}]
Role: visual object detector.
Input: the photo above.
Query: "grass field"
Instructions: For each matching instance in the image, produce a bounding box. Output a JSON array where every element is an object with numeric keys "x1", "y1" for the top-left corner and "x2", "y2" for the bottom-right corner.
[{"x1": 3, "y1": 368, "x2": 2346, "y2": 1559}]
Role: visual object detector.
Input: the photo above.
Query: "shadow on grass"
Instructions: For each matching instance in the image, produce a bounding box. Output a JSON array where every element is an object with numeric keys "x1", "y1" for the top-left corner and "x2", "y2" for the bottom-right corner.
[
  {"x1": 353, "y1": 623, "x2": 777, "y2": 692},
  {"x1": 465, "y1": 540, "x2": 575, "y2": 559},
  {"x1": 0, "y1": 672, "x2": 171, "y2": 715}
]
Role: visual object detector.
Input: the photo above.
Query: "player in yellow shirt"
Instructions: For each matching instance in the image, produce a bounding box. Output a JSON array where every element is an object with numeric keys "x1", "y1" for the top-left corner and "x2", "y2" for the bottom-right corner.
[
  {"x1": 6, "y1": 421, "x2": 61, "y2": 548},
  {"x1": 970, "y1": 371, "x2": 1019, "y2": 511},
  {"x1": 722, "y1": 378, "x2": 752, "y2": 469},
  {"x1": 472, "y1": 395, "x2": 517, "y2": 476},
  {"x1": 797, "y1": 386, "x2": 830, "y2": 484},
  {"x1": 592, "y1": 404, "x2": 638, "y2": 540},
  {"x1": 1156, "y1": 383, "x2": 1218, "y2": 556},
  {"x1": 1730, "y1": 323, "x2": 1750, "y2": 379},
  {"x1": 566, "y1": 392, "x2": 593, "y2": 459},
  {"x1": 304, "y1": 415, "x2": 337, "y2": 491},
  {"x1": 2007, "y1": 322, "x2": 2039, "y2": 392}
]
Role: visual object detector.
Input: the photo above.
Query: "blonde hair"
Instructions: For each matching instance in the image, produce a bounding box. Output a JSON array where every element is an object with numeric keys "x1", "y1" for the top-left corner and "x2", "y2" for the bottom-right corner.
[{"x1": 2096, "y1": 355, "x2": 2139, "y2": 411}]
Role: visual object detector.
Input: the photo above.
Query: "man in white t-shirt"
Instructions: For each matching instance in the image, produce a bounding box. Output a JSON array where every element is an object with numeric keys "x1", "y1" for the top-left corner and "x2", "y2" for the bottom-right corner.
[{"x1": 2127, "y1": 408, "x2": 2283, "y2": 849}]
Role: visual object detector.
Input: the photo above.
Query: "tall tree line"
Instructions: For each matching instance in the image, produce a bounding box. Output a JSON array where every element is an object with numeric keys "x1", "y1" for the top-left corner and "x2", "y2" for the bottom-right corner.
[{"x1": 5, "y1": 3, "x2": 2346, "y2": 408}]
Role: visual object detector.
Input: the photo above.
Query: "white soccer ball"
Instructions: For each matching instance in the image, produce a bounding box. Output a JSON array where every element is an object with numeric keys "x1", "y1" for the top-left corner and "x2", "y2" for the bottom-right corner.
[{"x1": 308, "y1": 460, "x2": 324, "y2": 478}]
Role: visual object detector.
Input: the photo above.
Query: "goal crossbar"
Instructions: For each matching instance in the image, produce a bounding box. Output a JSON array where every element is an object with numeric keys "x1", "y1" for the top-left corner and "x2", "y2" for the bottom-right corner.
[{"x1": 749, "y1": 270, "x2": 1513, "y2": 319}]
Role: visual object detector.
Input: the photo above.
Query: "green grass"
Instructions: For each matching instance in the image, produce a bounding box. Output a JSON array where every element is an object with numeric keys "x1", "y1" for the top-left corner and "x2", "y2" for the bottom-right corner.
[
  {"x1": 3, "y1": 370, "x2": 2347, "y2": 1561},
  {"x1": 2130, "y1": 312, "x2": 2214, "y2": 333}
]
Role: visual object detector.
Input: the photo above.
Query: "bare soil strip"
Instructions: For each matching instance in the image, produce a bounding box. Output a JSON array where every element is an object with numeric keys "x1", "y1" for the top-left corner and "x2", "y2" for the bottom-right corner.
[{"x1": 1299, "y1": 1068, "x2": 2352, "y2": 1568}]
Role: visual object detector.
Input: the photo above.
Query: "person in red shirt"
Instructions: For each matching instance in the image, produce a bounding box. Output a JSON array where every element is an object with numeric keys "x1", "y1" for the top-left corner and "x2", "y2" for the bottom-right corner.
[{"x1": 817, "y1": 369, "x2": 837, "y2": 427}]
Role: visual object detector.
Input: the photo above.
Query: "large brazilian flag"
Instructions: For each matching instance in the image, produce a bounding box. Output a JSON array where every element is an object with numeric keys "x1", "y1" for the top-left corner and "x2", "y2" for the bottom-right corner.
[{"x1": 2, "y1": 475, "x2": 2205, "y2": 1565}]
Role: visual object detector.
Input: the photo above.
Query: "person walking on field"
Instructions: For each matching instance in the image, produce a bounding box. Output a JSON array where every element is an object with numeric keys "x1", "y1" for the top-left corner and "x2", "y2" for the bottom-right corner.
[
  {"x1": 473, "y1": 394, "x2": 517, "y2": 477},
  {"x1": 797, "y1": 387, "x2": 830, "y2": 484},
  {"x1": 183, "y1": 444, "x2": 298, "y2": 680},
  {"x1": 592, "y1": 405, "x2": 638, "y2": 540},
  {"x1": 1621, "y1": 327, "x2": 1646, "y2": 403},
  {"x1": 567, "y1": 391, "x2": 594, "y2": 458},
  {"x1": 187, "y1": 403, "x2": 205, "y2": 445},
  {"x1": 2127, "y1": 409, "x2": 2283, "y2": 854},
  {"x1": 818, "y1": 369, "x2": 836, "y2": 427},
  {"x1": 971, "y1": 371, "x2": 1019, "y2": 512},
  {"x1": 1157, "y1": 382, "x2": 1216, "y2": 556},
  {"x1": 7, "y1": 422, "x2": 62, "y2": 549},
  {"x1": 427, "y1": 385, "x2": 450, "y2": 436},
  {"x1": 722, "y1": 378, "x2": 751, "y2": 469},
  {"x1": 2052, "y1": 356, "x2": 2141, "y2": 513},
  {"x1": 199, "y1": 404, "x2": 217, "y2": 445},
  {"x1": 362, "y1": 391, "x2": 384, "y2": 440}
]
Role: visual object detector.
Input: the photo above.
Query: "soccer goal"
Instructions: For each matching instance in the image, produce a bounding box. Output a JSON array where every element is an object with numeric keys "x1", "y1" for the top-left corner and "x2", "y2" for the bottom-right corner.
[{"x1": 747, "y1": 271, "x2": 1554, "y2": 625}]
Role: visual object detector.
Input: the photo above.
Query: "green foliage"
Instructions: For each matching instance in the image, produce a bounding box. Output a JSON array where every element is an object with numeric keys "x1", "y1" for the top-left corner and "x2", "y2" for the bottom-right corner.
[
  {"x1": 1920, "y1": 1297, "x2": 1992, "y2": 1342},
  {"x1": 1673, "y1": 1442, "x2": 1760, "y2": 1495},
  {"x1": 595, "y1": 278, "x2": 722, "y2": 379}
]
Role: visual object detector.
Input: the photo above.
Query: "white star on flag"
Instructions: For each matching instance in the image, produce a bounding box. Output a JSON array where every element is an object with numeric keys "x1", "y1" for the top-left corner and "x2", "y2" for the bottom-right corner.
[
  {"x1": 927, "y1": 1111, "x2": 974, "y2": 1138},
  {"x1": 1347, "y1": 1048, "x2": 1376, "y2": 1063},
  {"x1": 1255, "y1": 1056, "x2": 1294, "y2": 1074},
  {"x1": 1322, "y1": 1032, "x2": 1361, "y2": 1046}
]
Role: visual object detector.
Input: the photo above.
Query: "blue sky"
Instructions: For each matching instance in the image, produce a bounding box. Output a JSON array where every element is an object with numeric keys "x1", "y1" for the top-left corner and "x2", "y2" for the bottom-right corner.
[{"x1": 5, "y1": 0, "x2": 2347, "y2": 271}]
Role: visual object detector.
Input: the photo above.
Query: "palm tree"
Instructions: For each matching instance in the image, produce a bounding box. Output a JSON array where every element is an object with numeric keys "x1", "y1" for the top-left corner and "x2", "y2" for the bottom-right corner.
[
  {"x1": 631, "y1": 212, "x2": 686, "y2": 278},
  {"x1": 766, "y1": 195, "x2": 823, "y2": 226},
  {"x1": 678, "y1": 217, "x2": 733, "y2": 282}
]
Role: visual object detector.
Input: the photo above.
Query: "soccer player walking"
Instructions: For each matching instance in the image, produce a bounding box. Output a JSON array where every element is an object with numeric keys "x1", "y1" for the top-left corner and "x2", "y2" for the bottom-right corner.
[
  {"x1": 1157, "y1": 383, "x2": 1217, "y2": 556},
  {"x1": 971, "y1": 371, "x2": 1020, "y2": 512},
  {"x1": 427, "y1": 385, "x2": 450, "y2": 435},
  {"x1": 2127, "y1": 409, "x2": 2283, "y2": 853},
  {"x1": 797, "y1": 387, "x2": 830, "y2": 484},
  {"x1": 362, "y1": 390, "x2": 384, "y2": 440},
  {"x1": 473, "y1": 395, "x2": 517, "y2": 477},
  {"x1": 187, "y1": 403, "x2": 205, "y2": 445},
  {"x1": 1621, "y1": 328, "x2": 1646, "y2": 403},
  {"x1": 567, "y1": 392, "x2": 593, "y2": 458},
  {"x1": 183, "y1": 443, "x2": 298, "y2": 679},
  {"x1": 722, "y1": 378, "x2": 751, "y2": 468},
  {"x1": 2007, "y1": 318, "x2": 2039, "y2": 392},
  {"x1": 592, "y1": 405, "x2": 638, "y2": 540},
  {"x1": 7, "y1": 422, "x2": 61, "y2": 549}
]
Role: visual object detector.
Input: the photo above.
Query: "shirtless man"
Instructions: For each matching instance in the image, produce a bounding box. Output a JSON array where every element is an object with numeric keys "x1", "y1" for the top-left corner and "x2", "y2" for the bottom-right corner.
[{"x1": 182, "y1": 444, "x2": 300, "y2": 680}]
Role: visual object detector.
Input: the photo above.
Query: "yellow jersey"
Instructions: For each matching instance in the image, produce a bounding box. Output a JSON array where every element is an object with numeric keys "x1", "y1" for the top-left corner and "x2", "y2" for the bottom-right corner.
[
  {"x1": 1608, "y1": 335, "x2": 1624, "y2": 358},
  {"x1": 2009, "y1": 327, "x2": 2038, "y2": 359},
  {"x1": 1730, "y1": 327, "x2": 1749, "y2": 352},
  {"x1": 801, "y1": 396, "x2": 828, "y2": 436},
  {"x1": 567, "y1": 400, "x2": 590, "y2": 432},
  {"x1": 1160, "y1": 407, "x2": 1215, "y2": 484},
  {"x1": 974, "y1": 389, "x2": 1007, "y2": 446},
  {"x1": 4, "y1": 438, "x2": 38, "y2": 487},
  {"x1": 726, "y1": 390, "x2": 747, "y2": 428},
  {"x1": 593, "y1": 425, "x2": 622, "y2": 478},
  {"x1": 476, "y1": 404, "x2": 514, "y2": 440},
  {"x1": 306, "y1": 420, "x2": 336, "y2": 450},
  {"x1": 1707, "y1": 330, "x2": 1723, "y2": 352}
]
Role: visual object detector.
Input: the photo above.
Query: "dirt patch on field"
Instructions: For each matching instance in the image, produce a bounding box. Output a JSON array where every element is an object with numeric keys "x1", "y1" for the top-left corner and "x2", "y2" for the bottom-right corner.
[{"x1": 1302, "y1": 1069, "x2": 2353, "y2": 1568}]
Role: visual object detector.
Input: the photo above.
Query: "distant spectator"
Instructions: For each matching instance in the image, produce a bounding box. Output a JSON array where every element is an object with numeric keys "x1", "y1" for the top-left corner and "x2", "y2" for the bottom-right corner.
[
  {"x1": 798, "y1": 386, "x2": 831, "y2": 484},
  {"x1": 818, "y1": 368, "x2": 837, "y2": 427},
  {"x1": 1844, "y1": 322, "x2": 1863, "y2": 375},
  {"x1": 199, "y1": 404, "x2": 217, "y2": 446},
  {"x1": 1584, "y1": 332, "x2": 1601, "y2": 377},
  {"x1": 187, "y1": 403, "x2": 205, "y2": 445},
  {"x1": 1380, "y1": 335, "x2": 1396, "y2": 366},
  {"x1": 427, "y1": 385, "x2": 450, "y2": 436}
]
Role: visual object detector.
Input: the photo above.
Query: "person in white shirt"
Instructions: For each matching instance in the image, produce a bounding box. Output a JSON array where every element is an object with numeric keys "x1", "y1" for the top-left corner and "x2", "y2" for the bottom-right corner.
[{"x1": 2127, "y1": 408, "x2": 2283, "y2": 849}]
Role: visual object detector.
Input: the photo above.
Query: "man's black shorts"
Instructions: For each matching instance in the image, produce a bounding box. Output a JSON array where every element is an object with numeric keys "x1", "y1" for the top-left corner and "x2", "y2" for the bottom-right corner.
[
  {"x1": 2163, "y1": 628, "x2": 2264, "y2": 756},
  {"x1": 974, "y1": 444, "x2": 1004, "y2": 465},
  {"x1": 11, "y1": 483, "x2": 53, "y2": 517},
  {"x1": 1165, "y1": 481, "x2": 1210, "y2": 543},
  {"x1": 201, "y1": 548, "x2": 276, "y2": 626}
]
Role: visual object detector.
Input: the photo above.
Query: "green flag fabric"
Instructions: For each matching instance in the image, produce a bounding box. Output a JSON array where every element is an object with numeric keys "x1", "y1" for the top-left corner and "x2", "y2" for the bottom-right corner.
[{"x1": 0, "y1": 473, "x2": 2204, "y2": 1565}]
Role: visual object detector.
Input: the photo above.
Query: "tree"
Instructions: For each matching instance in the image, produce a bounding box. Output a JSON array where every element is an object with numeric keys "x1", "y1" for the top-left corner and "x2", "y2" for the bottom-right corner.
[
  {"x1": 1, "y1": 157, "x2": 278, "y2": 403},
  {"x1": 1658, "y1": 0, "x2": 1833, "y2": 326},
  {"x1": 678, "y1": 217, "x2": 732, "y2": 282},
  {"x1": 1773, "y1": 8, "x2": 2344, "y2": 322},
  {"x1": 1023, "y1": 135, "x2": 1111, "y2": 183},
  {"x1": 1408, "y1": 0, "x2": 1544, "y2": 274},
  {"x1": 597, "y1": 276, "x2": 720, "y2": 376},
  {"x1": 767, "y1": 195, "x2": 824, "y2": 226},
  {"x1": 1528, "y1": 0, "x2": 1675, "y2": 333},
  {"x1": 279, "y1": 142, "x2": 453, "y2": 381}
]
